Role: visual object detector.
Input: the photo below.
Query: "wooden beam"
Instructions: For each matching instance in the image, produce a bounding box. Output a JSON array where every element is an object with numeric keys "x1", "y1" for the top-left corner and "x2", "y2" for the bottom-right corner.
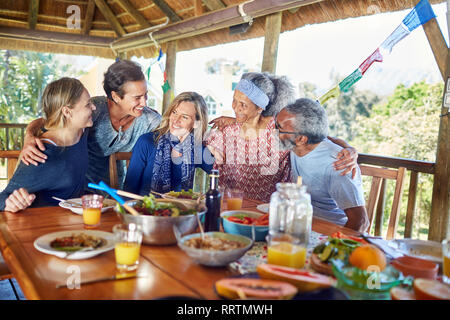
[
  {"x1": 28, "y1": 0, "x2": 39, "y2": 30},
  {"x1": 152, "y1": 0, "x2": 181, "y2": 22},
  {"x1": 194, "y1": 0, "x2": 204, "y2": 16},
  {"x1": 429, "y1": 49, "x2": 450, "y2": 242},
  {"x1": 112, "y1": 0, "x2": 322, "y2": 52},
  {"x1": 422, "y1": 17, "x2": 448, "y2": 79},
  {"x1": 203, "y1": 0, "x2": 226, "y2": 11},
  {"x1": 162, "y1": 40, "x2": 177, "y2": 113},
  {"x1": 94, "y1": 0, "x2": 126, "y2": 37},
  {"x1": 0, "y1": 26, "x2": 112, "y2": 46},
  {"x1": 116, "y1": 0, "x2": 152, "y2": 28},
  {"x1": 261, "y1": 11, "x2": 282, "y2": 74},
  {"x1": 83, "y1": 0, "x2": 96, "y2": 35}
]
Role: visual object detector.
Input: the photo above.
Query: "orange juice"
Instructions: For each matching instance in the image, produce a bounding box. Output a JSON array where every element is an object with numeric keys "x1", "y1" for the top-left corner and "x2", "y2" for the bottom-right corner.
[
  {"x1": 267, "y1": 242, "x2": 307, "y2": 269},
  {"x1": 444, "y1": 255, "x2": 450, "y2": 283},
  {"x1": 82, "y1": 208, "x2": 101, "y2": 227},
  {"x1": 115, "y1": 242, "x2": 141, "y2": 266},
  {"x1": 227, "y1": 198, "x2": 243, "y2": 210}
]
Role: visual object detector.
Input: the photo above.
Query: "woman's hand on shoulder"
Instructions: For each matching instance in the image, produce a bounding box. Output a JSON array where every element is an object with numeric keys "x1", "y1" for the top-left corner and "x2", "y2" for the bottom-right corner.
[
  {"x1": 209, "y1": 116, "x2": 236, "y2": 131},
  {"x1": 206, "y1": 145, "x2": 224, "y2": 164},
  {"x1": 333, "y1": 147, "x2": 358, "y2": 179},
  {"x1": 20, "y1": 135, "x2": 47, "y2": 166},
  {"x1": 5, "y1": 188, "x2": 35, "y2": 213}
]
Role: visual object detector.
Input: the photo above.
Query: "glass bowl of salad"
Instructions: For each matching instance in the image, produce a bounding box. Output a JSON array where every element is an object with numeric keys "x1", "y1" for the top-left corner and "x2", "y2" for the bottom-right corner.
[
  {"x1": 220, "y1": 210, "x2": 269, "y2": 241},
  {"x1": 115, "y1": 195, "x2": 206, "y2": 245}
]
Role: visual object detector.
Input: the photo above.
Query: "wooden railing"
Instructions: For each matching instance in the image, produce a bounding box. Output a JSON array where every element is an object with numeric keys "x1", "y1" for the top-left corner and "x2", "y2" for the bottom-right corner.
[
  {"x1": 358, "y1": 153, "x2": 435, "y2": 239},
  {"x1": 0, "y1": 123, "x2": 27, "y2": 150}
]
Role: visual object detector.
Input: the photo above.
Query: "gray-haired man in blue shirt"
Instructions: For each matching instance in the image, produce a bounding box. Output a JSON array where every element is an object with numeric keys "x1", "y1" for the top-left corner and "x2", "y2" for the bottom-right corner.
[{"x1": 275, "y1": 98, "x2": 369, "y2": 232}]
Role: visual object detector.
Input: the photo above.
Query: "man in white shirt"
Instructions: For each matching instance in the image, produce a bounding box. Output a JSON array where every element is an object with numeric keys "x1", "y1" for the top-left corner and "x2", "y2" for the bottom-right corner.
[{"x1": 275, "y1": 98, "x2": 369, "y2": 232}]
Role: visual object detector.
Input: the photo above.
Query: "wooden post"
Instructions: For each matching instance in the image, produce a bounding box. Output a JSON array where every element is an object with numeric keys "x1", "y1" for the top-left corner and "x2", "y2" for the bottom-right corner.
[
  {"x1": 429, "y1": 49, "x2": 450, "y2": 242},
  {"x1": 374, "y1": 179, "x2": 386, "y2": 237},
  {"x1": 28, "y1": 0, "x2": 39, "y2": 30},
  {"x1": 261, "y1": 12, "x2": 282, "y2": 74},
  {"x1": 422, "y1": 18, "x2": 448, "y2": 79},
  {"x1": 162, "y1": 41, "x2": 177, "y2": 114},
  {"x1": 404, "y1": 171, "x2": 418, "y2": 238}
]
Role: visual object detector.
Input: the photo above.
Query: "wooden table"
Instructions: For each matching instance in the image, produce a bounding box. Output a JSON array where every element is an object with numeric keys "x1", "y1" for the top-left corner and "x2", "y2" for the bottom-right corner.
[{"x1": 0, "y1": 199, "x2": 359, "y2": 300}]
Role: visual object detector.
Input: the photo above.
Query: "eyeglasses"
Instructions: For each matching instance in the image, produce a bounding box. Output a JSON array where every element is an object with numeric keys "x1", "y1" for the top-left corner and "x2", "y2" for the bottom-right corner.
[{"x1": 274, "y1": 118, "x2": 302, "y2": 135}]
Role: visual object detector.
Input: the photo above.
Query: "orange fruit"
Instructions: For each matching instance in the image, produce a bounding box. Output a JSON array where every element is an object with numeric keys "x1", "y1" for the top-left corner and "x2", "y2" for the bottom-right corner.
[
  {"x1": 348, "y1": 244, "x2": 386, "y2": 271},
  {"x1": 390, "y1": 287, "x2": 416, "y2": 300},
  {"x1": 413, "y1": 278, "x2": 450, "y2": 300}
]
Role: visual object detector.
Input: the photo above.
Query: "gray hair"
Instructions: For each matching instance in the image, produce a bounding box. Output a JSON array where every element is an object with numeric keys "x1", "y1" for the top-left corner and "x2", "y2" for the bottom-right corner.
[
  {"x1": 284, "y1": 98, "x2": 329, "y2": 144},
  {"x1": 241, "y1": 72, "x2": 295, "y2": 117}
]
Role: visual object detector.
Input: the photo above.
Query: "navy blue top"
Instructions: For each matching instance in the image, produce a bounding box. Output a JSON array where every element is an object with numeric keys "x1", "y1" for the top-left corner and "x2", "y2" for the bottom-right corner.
[
  {"x1": 123, "y1": 132, "x2": 214, "y2": 196},
  {"x1": 0, "y1": 131, "x2": 89, "y2": 210}
]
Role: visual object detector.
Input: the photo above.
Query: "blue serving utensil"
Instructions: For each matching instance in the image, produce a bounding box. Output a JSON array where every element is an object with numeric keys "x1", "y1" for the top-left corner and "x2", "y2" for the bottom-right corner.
[{"x1": 88, "y1": 181, "x2": 140, "y2": 216}]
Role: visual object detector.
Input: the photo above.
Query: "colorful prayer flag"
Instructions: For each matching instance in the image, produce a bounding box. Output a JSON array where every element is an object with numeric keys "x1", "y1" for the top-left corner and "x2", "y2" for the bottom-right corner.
[
  {"x1": 403, "y1": 0, "x2": 436, "y2": 32},
  {"x1": 319, "y1": 86, "x2": 340, "y2": 105},
  {"x1": 380, "y1": 23, "x2": 410, "y2": 53},
  {"x1": 162, "y1": 80, "x2": 171, "y2": 93},
  {"x1": 359, "y1": 48, "x2": 383, "y2": 75},
  {"x1": 146, "y1": 66, "x2": 151, "y2": 81},
  {"x1": 339, "y1": 69, "x2": 362, "y2": 93}
]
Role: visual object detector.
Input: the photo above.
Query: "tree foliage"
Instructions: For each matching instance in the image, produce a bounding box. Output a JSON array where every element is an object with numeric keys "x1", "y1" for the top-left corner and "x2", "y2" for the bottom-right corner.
[{"x1": 0, "y1": 50, "x2": 82, "y2": 149}]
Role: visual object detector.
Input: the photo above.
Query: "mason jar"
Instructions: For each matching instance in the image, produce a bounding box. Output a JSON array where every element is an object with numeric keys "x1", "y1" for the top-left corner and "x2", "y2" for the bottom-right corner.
[{"x1": 267, "y1": 183, "x2": 313, "y2": 268}]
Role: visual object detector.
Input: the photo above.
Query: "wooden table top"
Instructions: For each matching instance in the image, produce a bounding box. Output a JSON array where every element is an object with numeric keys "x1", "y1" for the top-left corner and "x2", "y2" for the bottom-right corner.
[{"x1": 0, "y1": 198, "x2": 359, "y2": 300}]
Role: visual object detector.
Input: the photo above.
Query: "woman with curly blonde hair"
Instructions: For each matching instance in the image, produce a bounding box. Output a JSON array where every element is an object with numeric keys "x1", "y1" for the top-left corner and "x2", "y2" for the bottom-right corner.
[{"x1": 124, "y1": 92, "x2": 214, "y2": 195}]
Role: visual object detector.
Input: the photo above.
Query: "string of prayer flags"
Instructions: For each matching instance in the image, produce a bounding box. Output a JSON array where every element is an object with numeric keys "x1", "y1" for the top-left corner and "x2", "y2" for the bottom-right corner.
[
  {"x1": 319, "y1": 86, "x2": 340, "y2": 105},
  {"x1": 146, "y1": 47, "x2": 171, "y2": 93},
  {"x1": 318, "y1": 0, "x2": 436, "y2": 105},
  {"x1": 359, "y1": 48, "x2": 383, "y2": 75}
]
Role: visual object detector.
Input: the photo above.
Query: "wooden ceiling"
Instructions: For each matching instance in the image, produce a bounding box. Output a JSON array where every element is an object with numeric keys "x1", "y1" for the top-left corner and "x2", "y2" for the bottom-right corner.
[{"x1": 0, "y1": 0, "x2": 445, "y2": 58}]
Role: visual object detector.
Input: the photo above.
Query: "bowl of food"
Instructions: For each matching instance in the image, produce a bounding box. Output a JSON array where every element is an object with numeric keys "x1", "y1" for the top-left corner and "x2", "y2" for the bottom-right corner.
[
  {"x1": 391, "y1": 255, "x2": 439, "y2": 279},
  {"x1": 220, "y1": 210, "x2": 269, "y2": 241},
  {"x1": 163, "y1": 189, "x2": 205, "y2": 204},
  {"x1": 175, "y1": 230, "x2": 253, "y2": 267},
  {"x1": 115, "y1": 195, "x2": 205, "y2": 245}
]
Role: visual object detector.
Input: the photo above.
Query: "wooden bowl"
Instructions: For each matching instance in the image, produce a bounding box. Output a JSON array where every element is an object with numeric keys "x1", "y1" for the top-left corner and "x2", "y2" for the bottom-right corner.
[{"x1": 310, "y1": 253, "x2": 334, "y2": 276}]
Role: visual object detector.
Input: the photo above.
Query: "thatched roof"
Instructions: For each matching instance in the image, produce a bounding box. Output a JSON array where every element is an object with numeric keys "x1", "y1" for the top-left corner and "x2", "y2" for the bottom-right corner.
[{"x1": 0, "y1": 0, "x2": 445, "y2": 58}]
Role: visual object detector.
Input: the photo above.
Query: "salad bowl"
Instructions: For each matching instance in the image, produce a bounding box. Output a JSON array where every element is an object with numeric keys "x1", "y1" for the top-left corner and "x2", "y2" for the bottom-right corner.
[{"x1": 115, "y1": 198, "x2": 206, "y2": 245}]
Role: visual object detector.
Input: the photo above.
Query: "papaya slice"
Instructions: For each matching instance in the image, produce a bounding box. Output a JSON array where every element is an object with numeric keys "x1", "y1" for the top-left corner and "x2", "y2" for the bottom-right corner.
[
  {"x1": 413, "y1": 278, "x2": 450, "y2": 300},
  {"x1": 390, "y1": 287, "x2": 417, "y2": 300},
  {"x1": 215, "y1": 278, "x2": 297, "y2": 300},
  {"x1": 257, "y1": 263, "x2": 335, "y2": 292}
]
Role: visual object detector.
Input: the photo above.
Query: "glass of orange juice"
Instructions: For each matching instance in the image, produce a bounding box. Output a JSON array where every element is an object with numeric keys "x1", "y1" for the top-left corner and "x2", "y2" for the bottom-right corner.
[
  {"x1": 226, "y1": 188, "x2": 243, "y2": 210},
  {"x1": 443, "y1": 239, "x2": 450, "y2": 285},
  {"x1": 81, "y1": 194, "x2": 103, "y2": 229},
  {"x1": 113, "y1": 223, "x2": 143, "y2": 272},
  {"x1": 266, "y1": 235, "x2": 307, "y2": 269}
]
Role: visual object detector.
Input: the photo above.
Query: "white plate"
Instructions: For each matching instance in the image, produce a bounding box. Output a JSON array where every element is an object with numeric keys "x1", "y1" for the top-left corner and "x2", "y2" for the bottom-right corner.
[
  {"x1": 33, "y1": 230, "x2": 115, "y2": 260},
  {"x1": 256, "y1": 203, "x2": 269, "y2": 213},
  {"x1": 58, "y1": 198, "x2": 117, "y2": 215}
]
